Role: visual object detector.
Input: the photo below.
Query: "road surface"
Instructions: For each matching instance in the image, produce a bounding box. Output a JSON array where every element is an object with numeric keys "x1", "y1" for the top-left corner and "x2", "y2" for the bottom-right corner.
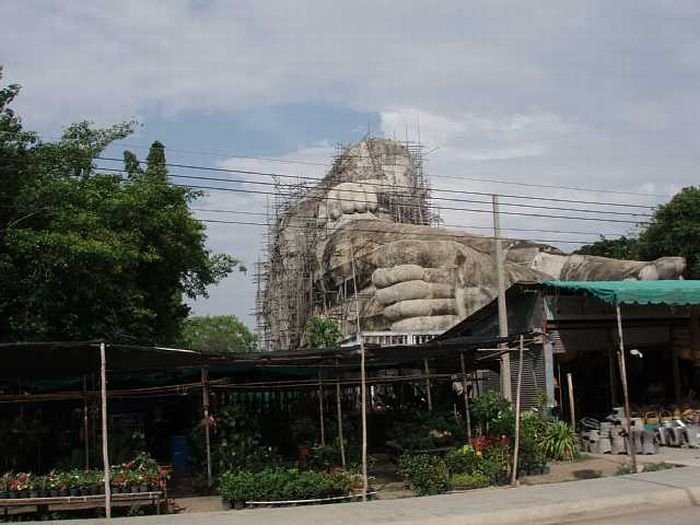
[{"x1": 568, "y1": 506, "x2": 700, "y2": 524}]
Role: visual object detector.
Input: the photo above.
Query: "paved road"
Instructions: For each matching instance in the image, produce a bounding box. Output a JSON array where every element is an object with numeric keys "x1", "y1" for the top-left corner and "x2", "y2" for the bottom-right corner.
[{"x1": 568, "y1": 506, "x2": 700, "y2": 524}]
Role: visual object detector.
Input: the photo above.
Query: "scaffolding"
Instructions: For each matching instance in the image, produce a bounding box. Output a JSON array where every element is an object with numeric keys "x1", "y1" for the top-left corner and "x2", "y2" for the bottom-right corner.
[{"x1": 255, "y1": 138, "x2": 440, "y2": 351}]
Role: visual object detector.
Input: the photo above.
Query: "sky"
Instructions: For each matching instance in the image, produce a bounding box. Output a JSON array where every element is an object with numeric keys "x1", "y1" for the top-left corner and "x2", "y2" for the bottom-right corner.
[{"x1": 2, "y1": 0, "x2": 700, "y2": 328}]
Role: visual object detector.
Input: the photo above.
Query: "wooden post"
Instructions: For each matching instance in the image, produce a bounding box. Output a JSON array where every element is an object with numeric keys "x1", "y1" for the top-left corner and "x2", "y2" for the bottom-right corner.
[
  {"x1": 336, "y1": 369, "x2": 346, "y2": 468},
  {"x1": 83, "y1": 375, "x2": 90, "y2": 471},
  {"x1": 424, "y1": 358, "x2": 433, "y2": 411},
  {"x1": 318, "y1": 370, "x2": 326, "y2": 446},
  {"x1": 511, "y1": 335, "x2": 524, "y2": 485},
  {"x1": 616, "y1": 303, "x2": 637, "y2": 472},
  {"x1": 201, "y1": 368, "x2": 213, "y2": 489},
  {"x1": 671, "y1": 345, "x2": 681, "y2": 404},
  {"x1": 99, "y1": 342, "x2": 111, "y2": 519},
  {"x1": 460, "y1": 353, "x2": 472, "y2": 444},
  {"x1": 608, "y1": 345, "x2": 618, "y2": 409},
  {"x1": 350, "y1": 246, "x2": 368, "y2": 501},
  {"x1": 566, "y1": 373, "x2": 575, "y2": 430}
]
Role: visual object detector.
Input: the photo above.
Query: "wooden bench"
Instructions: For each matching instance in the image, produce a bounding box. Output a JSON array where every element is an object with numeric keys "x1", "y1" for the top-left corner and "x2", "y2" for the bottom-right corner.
[{"x1": 0, "y1": 491, "x2": 166, "y2": 519}]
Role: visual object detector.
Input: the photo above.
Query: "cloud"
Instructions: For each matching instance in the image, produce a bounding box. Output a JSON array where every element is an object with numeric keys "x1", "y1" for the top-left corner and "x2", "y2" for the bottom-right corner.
[
  {"x1": 187, "y1": 142, "x2": 334, "y2": 322},
  {"x1": 4, "y1": 0, "x2": 700, "y2": 324}
]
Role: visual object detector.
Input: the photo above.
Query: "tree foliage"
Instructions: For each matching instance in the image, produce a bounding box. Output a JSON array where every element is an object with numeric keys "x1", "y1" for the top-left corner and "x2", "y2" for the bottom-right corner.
[
  {"x1": 303, "y1": 315, "x2": 342, "y2": 348},
  {"x1": 637, "y1": 187, "x2": 700, "y2": 279},
  {"x1": 576, "y1": 235, "x2": 639, "y2": 260},
  {"x1": 575, "y1": 186, "x2": 700, "y2": 279},
  {"x1": 179, "y1": 315, "x2": 256, "y2": 353},
  {"x1": 0, "y1": 71, "x2": 240, "y2": 343}
]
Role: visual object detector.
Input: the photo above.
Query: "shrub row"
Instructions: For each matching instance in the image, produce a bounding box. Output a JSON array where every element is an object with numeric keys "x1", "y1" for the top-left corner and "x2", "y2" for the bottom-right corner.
[{"x1": 219, "y1": 468, "x2": 358, "y2": 504}]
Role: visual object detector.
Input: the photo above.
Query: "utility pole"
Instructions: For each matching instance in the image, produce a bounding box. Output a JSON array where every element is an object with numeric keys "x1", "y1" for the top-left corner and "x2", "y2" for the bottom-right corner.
[
  {"x1": 616, "y1": 303, "x2": 636, "y2": 472},
  {"x1": 350, "y1": 246, "x2": 368, "y2": 501},
  {"x1": 493, "y1": 194, "x2": 512, "y2": 401}
]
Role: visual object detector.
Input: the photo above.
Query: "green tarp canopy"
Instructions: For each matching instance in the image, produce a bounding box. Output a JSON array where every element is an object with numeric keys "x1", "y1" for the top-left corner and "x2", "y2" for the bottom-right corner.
[{"x1": 542, "y1": 280, "x2": 700, "y2": 306}]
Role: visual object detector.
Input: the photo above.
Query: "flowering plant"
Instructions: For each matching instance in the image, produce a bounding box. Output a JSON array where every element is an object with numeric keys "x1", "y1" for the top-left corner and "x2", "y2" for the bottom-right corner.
[{"x1": 9, "y1": 472, "x2": 32, "y2": 492}]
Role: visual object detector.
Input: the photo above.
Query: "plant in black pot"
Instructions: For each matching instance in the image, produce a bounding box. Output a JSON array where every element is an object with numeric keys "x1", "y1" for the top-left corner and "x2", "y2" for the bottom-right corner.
[
  {"x1": 31, "y1": 475, "x2": 47, "y2": 498},
  {"x1": 65, "y1": 470, "x2": 83, "y2": 497},
  {"x1": 0, "y1": 472, "x2": 10, "y2": 499},
  {"x1": 11, "y1": 472, "x2": 31, "y2": 498},
  {"x1": 291, "y1": 417, "x2": 319, "y2": 467}
]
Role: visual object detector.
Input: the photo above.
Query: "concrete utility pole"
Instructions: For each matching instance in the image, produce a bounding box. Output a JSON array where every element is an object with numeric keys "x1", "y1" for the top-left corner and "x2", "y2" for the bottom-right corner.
[
  {"x1": 350, "y1": 246, "x2": 368, "y2": 501},
  {"x1": 492, "y1": 194, "x2": 512, "y2": 401}
]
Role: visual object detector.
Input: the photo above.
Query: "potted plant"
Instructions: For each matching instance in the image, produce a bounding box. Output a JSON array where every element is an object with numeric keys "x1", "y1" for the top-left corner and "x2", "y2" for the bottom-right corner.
[
  {"x1": 291, "y1": 417, "x2": 318, "y2": 466},
  {"x1": 111, "y1": 468, "x2": 128, "y2": 494},
  {"x1": 33, "y1": 475, "x2": 49, "y2": 498},
  {"x1": 11, "y1": 472, "x2": 31, "y2": 498},
  {"x1": 46, "y1": 471, "x2": 60, "y2": 497},
  {"x1": 0, "y1": 472, "x2": 10, "y2": 499}
]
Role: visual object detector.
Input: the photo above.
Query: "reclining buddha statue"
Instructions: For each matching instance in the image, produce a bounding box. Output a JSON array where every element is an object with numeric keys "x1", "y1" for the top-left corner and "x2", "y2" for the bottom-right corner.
[{"x1": 259, "y1": 138, "x2": 685, "y2": 350}]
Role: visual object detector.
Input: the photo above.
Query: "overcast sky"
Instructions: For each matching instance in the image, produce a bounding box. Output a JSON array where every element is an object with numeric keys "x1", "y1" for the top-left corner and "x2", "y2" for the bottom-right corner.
[{"x1": 2, "y1": 0, "x2": 700, "y2": 327}]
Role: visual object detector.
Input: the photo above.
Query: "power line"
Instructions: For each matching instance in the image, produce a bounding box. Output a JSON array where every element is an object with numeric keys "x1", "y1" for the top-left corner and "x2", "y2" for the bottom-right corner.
[
  {"x1": 191, "y1": 207, "x2": 628, "y2": 238},
  {"x1": 196, "y1": 218, "x2": 596, "y2": 246},
  {"x1": 0, "y1": 131, "x2": 673, "y2": 199},
  {"x1": 94, "y1": 157, "x2": 656, "y2": 211},
  {"x1": 167, "y1": 180, "x2": 649, "y2": 225},
  {"x1": 101, "y1": 139, "x2": 669, "y2": 199},
  {"x1": 95, "y1": 165, "x2": 653, "y2": 223}
]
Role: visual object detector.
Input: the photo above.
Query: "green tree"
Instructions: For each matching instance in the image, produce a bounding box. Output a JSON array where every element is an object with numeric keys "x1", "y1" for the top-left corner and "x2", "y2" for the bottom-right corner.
[
  {"x1": 179, "y1": 315, "x2": 256, "y2": 353},
  {"x1": 576, "y1": 235, "x2": 639, "y2": 260},
  {"x1": 575, "y1": 187, "x2": 700, "y2": 279},
  {"x1": 303, "y1": 315, "x2": 342, "y2": 348},
  {"x1": 637, "y1": 187, "x2": 700, "y2": 279},
  {"x1": 0, "y1": 73, "x2": 241, "y2": 343}
]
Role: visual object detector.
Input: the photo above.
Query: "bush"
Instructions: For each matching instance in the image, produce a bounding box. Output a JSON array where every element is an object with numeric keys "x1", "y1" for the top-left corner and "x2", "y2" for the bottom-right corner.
[
  {"x1": 191, "y1": 404, "x2": 280, "y2": 488},
  {"x1": 218, "y1": 470, "x2": 255, "y2": 502},
  {"x1": 518, "y1": 413, "x2": 548, "y2": 472},
  {"x1": 470, "y1": 392, "x2": 514, "y2": 437},
  {"x1": 387, "y1": 410, "x2": 463, "y2": 451},
  {"x1": 643, "y1": 462, "x2": 671, "y2": 473},
  {"x1": 449, "y1": 471, "x2": 489, "y2": 490},
  {"x1": 541, "y1": 421, "x2": 577, "y2": 461},
  {"x1": 444, "y1": 445, "x2": 480, "y2": 475},
  {"x1": 615, "y1": 462, "x2": 635, "y2": 476},
  {"x1": 218, "y1": 467, "x2": 356, "y2": 503},
  {"x1": 398, "y1": 453, "x2": 450, "y2": 496}
]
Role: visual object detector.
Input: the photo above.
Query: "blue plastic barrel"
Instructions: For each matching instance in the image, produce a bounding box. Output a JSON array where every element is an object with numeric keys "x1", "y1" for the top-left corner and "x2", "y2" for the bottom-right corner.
[{"x1": 171, "y1": 435, "x2": 189, "y2": 476}]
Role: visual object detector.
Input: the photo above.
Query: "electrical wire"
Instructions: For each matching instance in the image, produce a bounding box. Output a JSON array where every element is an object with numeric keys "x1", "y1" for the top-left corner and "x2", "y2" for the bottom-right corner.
[
  {"x1": 94, "y1": 165, "x2": 651, "y2": 225},
  {"x1": 94, "y1": 157, "x2": 656, "y2": 211}
]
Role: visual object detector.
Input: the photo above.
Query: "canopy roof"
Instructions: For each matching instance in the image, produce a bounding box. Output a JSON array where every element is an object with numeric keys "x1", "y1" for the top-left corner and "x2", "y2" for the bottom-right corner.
[
  {"x1": 542, "y1": 280, "x2": 700, "y2": 306},
  {"x1": 0, "y1": 334, "x2": 531, "y2": 399}
]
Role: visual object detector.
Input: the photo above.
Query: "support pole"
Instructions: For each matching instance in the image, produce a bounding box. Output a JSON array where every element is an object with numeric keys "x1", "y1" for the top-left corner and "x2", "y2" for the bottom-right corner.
[
  {"x1": 566, "y1": 373, "x2": 575, "y2": 430},
  {"x1": 99, "y1": 342, "x2": 111, "y2": 520},
  {"x1": 318, "y1": 370, "x2": 326, "y2": 446},
  {"x1": 492, "y1": 194, "x2": 512, "y2": 401},
  {"x1": 616, "y1": 303, "x2": 636, "y2": 472},
  {"x1": 459, "y1": 353, "x2": 472, "y2": 444},
  {"x1": 423, "y1": 358, "x2": 433, "y2": 411},
  {"x1": 83, "y1": 375, "x2": 90, "y2": 471},
  {"x1": 608, "y1": 345, "x2": 618, "y2": 409},
  {"x1": 350, "y1": 246, "x2": 368, "y2": 501},
  {"x1": 511, "y1": 335, "x2": 524, "y2": 486},
  {"x1": 671, "y1": 345, "x2": 681, "y2": 404},
  {"x1": 201, "y1": 368, "x2": 213, "y2": 490},
  {"x1": 336, "y1": 371, "x2": 346, "y2": 468}
]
